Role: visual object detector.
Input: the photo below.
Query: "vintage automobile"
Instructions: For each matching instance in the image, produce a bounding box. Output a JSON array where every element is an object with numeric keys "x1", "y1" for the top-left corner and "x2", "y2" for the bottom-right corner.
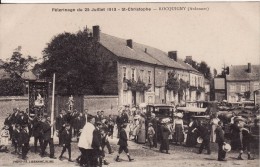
[
  {"x1": 177, "y1": 106, "x2": 208, "y2": 125},
  {"x1": 145, "y1": 104, "x2": 175, "y2": 141},
  {"x1": 146, "y1": 104, "x2": 175, "y2": 122}
]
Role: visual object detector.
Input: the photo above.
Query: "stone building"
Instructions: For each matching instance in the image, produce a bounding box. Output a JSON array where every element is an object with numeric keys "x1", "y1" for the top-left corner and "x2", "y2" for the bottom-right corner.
[
  {"x1": 92, "y1": 25, "x2": 206, "y2": 107},
  {"x1": 226, "y1": 63, "x2": 260, "y2": 102}
]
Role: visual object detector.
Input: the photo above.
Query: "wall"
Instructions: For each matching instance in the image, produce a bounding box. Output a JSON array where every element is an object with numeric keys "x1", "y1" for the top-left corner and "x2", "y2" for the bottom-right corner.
[
  {"x1": 118, "y1": 58, "x2": 155, "y2": 107},
  {"x1": 154, "y1": 66, "x2": 166, "y2": 103},
  {"x1": 84, "y1": 95, "x2": 119, "y2": 116}
]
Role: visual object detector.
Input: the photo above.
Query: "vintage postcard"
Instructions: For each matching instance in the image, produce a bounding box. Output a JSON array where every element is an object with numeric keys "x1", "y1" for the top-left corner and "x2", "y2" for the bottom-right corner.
[{"x1": 0, "y1": 2, "x2": 259, "y2": 167}]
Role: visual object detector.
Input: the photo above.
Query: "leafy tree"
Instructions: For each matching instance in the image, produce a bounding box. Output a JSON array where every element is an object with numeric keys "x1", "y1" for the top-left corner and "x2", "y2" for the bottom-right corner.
[
  {"x1": 39, "y1": 28, "x2": 116, "y2": 95},
  {"x1": 0, "y1": 47, "x2": 36, "y2": 96},
  {"x1": 1, "y1": 48, "x2": 37, "y2": 78},
  {"x1": 184, "y1": 58, "x2": 212, "y2": 80}
]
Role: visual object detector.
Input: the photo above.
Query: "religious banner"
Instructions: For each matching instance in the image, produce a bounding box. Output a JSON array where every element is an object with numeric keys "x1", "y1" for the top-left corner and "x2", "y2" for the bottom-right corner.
[{"x1": 28, "y1": 81, "x2": 49, "y2": 116}]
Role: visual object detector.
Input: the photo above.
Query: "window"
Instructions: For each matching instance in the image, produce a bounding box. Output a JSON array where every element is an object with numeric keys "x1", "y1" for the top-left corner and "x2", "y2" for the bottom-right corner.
[
  {"x1": 131, "y1": 68, "x2": 136, "y2": 81},
  {"x1": 230, "y1": 85, "x2": 236, "y2": 92},
  {"x1": 122, "y1": 67, "x2": 127, "y2": 80},
  {"x1": 241, "y1": 85, "x2": 246, "y2": 92},
  {"x1": 148, "y1": 71, "x2": 151, "y2": 84},
  {"x1": 140, "y1": 70, "x2": 144, "y2": 81}
]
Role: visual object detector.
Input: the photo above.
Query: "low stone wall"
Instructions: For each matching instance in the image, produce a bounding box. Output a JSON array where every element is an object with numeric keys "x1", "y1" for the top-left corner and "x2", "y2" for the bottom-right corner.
[{"x1": 84, "y1": 95, "x2": 119, "y2": 116}]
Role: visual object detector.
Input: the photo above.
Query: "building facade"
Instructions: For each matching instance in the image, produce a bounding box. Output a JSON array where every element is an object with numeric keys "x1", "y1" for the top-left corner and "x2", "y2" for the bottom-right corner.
[
  {"x1": 92, "y1": 25, "x2": 207, "y2": 107},
  {"x1": 226, "y1": 63, "x2": 260, "y2": 102}
]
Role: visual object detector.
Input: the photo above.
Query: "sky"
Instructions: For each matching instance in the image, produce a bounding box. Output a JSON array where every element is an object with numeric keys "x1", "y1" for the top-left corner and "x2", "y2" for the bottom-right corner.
[{"x1": 0, "y1": 3, "x2": 259, "y2": 73}]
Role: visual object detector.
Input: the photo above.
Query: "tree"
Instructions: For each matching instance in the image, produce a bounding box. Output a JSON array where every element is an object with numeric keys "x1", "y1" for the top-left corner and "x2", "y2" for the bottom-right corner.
[
  {"x1": 184, "y1": 58, "x2": 212, "y2": 80},
  {"x1": 1, "y1": 48, "x2": 37, "y2": 78},
  {"x1": 0, "y1": 47, "x2": 37, "y2": 96},
  {"x1": 39, "y1": 28, "x2": 115, "y2": 95}
]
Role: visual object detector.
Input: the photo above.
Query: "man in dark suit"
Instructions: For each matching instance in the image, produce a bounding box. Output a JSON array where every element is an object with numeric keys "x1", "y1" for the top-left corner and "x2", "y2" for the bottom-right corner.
[
  {"x1": 193, "y1": 121, "x2": 211, "y2": 155},
  {"x1": 11, "y1": 124, "x2": 21, "y2": 154},
  {"x1": 92, "y1": 121, "x2": 103, "y2": 166},
  {"x1": 215, "y1": 121, "x2": 227, "y2": 161},
  {"x1": 115, "y1": 123, "x2": 134, "y2": 162},
  {"x1": 59, "y1": 124, "x2": 73, "y2": 162},
  {"x1": 17, "y1": 111, "x2": 29, "y2": 127},
  {"x1": 41, "y1": 116, "x2": 56, "y2": 159},
  {"x1": 19, "y1": 125, "x2": 30, "y2": 160},
  {"x1": 32, "y1": 115, "x2": 43, "y2": 153},
  {"x1": 95, "y1": 111, "x2": 102, "y2": 123},
  {"x1": 56, "y1": 109, "x2": 66, "y2": 145}
]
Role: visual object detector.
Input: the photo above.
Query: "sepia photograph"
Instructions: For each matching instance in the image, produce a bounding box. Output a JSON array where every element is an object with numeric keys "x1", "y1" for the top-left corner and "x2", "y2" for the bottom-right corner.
[{"x1": 0, "y1": 2, "x2": 259, "y2": 167}]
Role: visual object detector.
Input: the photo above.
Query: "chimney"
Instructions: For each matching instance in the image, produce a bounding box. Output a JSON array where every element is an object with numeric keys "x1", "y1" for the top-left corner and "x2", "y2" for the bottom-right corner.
[
  {"x1": 145, "y1": 48, "x2": 147, "y2": 53},
  {"x1": 248, "y1": 63, "x2": 251, "y2": 73},
  {"x1": 126, "y1": 39, "x2": 133, "y2": 49},
  {"x1": 93, "y1": 25, "x2": 100, "y2": 41},
  {"x1": 168, "y1": 51, "x2": 177, "y2": 61}
]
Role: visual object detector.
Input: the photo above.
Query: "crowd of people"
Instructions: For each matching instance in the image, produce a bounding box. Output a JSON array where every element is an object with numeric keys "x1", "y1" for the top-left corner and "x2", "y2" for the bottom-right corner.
[
  {"x1": 0, "y1": 105, "x2": 259, "y2": 166},
  {"x1": 116, "y1": 105, "x2": 259, "y2": 162}
]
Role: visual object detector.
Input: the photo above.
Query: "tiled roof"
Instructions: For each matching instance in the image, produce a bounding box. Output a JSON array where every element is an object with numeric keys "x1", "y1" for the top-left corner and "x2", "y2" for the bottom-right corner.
[
  {"x1": 100, "y1": 33, "x2": 164, "y2": 66},
  {"x1": 21, "y1": 71, "x2": 37, "y2": 80},
  {"x1": 226, "y1": 65, "x2": 260, "y2": 81},
  {"x1": 100, "y1": 33, "x2": 199, "y2": 72}
]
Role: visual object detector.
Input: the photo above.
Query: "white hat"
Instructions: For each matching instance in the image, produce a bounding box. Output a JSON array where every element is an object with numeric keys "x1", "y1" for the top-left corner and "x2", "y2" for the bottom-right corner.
[
  {"x1": 197, "y1": 137, "x2": 203, "y2": 144},
  {"x1": 176, "y1": 113, "x2": 183, "y2": 118},
  {"x1": 222, "y1": 143, "x2": 231, "y2": 152},
  {"x1": 161, "y1": 118, "x2": 170, "y2": 123}
]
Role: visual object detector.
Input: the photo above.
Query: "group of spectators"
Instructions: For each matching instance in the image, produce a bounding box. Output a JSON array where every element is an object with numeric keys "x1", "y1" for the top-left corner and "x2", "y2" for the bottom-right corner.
[
  {"x1": 116, "y1": 104, "x2": 260, "y2": 162},
  {"x1": 1, "y1": 104, "x2": 259, "y2": 165}
]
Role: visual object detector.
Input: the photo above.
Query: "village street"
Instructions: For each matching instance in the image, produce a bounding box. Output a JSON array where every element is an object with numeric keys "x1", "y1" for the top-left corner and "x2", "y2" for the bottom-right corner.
[{"x1": 0, "y1": 129, "x2": 259, "y2": 167}]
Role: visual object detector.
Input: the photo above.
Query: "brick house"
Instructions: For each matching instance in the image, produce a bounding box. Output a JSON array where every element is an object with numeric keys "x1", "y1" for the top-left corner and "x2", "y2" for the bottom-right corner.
[
  {"x1": 91, "y1": 25, "x2": 206, "y2": 107},
  {"x1": 226, "y1": 63, "x2": 260, "y2": 102}
]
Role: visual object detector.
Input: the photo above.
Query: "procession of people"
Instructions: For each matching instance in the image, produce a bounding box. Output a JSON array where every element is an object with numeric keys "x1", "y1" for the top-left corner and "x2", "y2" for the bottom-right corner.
[{"x1": 0, "y1": 103, "x2": 259, "y2": 166}]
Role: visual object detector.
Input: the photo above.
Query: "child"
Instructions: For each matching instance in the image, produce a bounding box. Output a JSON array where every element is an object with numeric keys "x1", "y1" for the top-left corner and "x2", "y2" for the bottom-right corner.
[
  {"x1": 147, "y1": 123, "x2": 155, "y2": 149},
  {"x1": 59, "y1": 124, "x2": 73, "y2": 162},
  {"x1": 115, "y1": 123, "x2": 134, "y2": 162},
  {"x1": 19, "y1": 124, "x2": 30, "y2": 160},
  {"x1": 0, "y1": 125, "x2": 10, "y2": 153}
]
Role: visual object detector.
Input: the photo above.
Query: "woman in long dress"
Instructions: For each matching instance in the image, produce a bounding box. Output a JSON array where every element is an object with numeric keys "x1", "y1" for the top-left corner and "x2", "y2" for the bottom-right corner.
[
  {"x1": 210, "y1": 113, "x2": 220, "y2": 142},
  {"x1": 186, "y1": 117, "x2": 198, "y2": 147},
  {"x1": 173, "y1": 113, "x2": 184, "y2": 145},
  {"x1": 137, "y1": 114, "x2": 146, "y2": 144}
]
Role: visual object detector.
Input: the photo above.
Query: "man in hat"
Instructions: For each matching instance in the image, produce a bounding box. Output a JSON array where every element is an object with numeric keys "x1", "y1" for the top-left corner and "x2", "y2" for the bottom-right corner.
[
  {"x1": 31, "y1": 115, "x2": 43, "y2": 153},
  {"x1": 56, "y1": 109, "x2": 66, "y2": 146},
  {"x1": 41, "y1": 116, "x2": 56, "y2": 159},
  {"x1": 59, "y1": 123, "x2": 73, "y2": 162},
  {"x1": 215, "y1": 121, "x2": 227, "y2": 161},
  {"x1": 159, "y1": 120, "x2": 171, "y2": 154},
  {"x1": 92, "y1": 121, "x2": 109, "y2": 166},
  {"x1": 115, "y1": 123, "x2": 134, "y2": 162},
  {"x1": 149, "y1": 113, "x2": 158, "y2": 148},
  {"x1": 19, "y1": 124, "x2": 30, "y2": 160},
  {"x1": 193, "y1": 120, "x2": 211, "y2": 155},
  {"x1": 237, "y1": 126, "x2": 254, "y2": 160}
]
